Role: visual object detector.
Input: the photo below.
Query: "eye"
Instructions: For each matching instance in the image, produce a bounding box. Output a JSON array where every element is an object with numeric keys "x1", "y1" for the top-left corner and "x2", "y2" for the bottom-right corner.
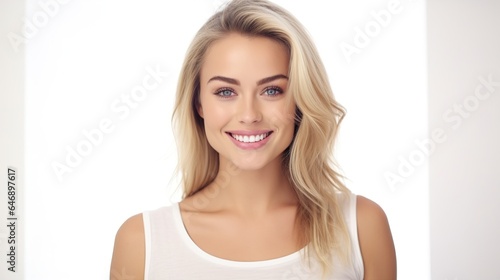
[
  {"x1": 263, "y1": 86, "x2": 283, "y2": 96},
  {"x1": 215, "y1": 88, "x2": 235, "y2": 98}
]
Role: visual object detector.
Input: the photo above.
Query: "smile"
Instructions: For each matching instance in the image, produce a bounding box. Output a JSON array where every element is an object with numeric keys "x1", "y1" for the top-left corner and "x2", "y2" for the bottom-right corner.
[{"x1": 229, "y1": 132, "x2": 272, "y2": 143}]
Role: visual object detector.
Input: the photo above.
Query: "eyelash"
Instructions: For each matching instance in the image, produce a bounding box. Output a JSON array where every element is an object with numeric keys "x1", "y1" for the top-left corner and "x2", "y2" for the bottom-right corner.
[
  {"x1": 215, "y1": 87, "x2": 235, "y2": 98},
  {"x1": 214, "y1": 86, "x2": 284, "y2": 98},
  {"x1": 263, "y1": 86, "x2": 283, "y2": 97}
]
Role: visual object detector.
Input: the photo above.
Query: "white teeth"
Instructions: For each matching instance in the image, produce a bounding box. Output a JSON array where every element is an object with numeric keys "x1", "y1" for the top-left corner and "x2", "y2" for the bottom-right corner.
[{"x1": 231, "y1": 133, "x2": 269, "y2": 143}]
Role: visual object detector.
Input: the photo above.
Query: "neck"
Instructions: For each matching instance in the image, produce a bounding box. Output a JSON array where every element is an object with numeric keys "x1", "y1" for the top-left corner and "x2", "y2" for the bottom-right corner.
[{"x1": 201, "y1": 155, "x2": 298, "y2": 217}]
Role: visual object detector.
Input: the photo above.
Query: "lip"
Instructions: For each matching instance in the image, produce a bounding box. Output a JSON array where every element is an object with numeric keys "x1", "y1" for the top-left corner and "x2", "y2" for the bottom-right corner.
[
  {"x1": 225, "y1": 130, "x2": 273, "y2": 150},
  {"x1": 225, "y1": 130, "x2": 273, "y2": 136}
]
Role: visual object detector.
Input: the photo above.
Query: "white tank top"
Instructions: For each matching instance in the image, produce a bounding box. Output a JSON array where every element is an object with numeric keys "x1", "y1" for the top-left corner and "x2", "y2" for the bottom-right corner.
[{"x1": 142, "y1": 193, "x2": 363, "y2": 279}]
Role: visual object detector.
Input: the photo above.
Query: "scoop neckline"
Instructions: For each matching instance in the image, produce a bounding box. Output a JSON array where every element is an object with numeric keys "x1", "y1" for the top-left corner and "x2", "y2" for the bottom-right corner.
[{"x1": 172, "y1": 202, "x2": 303, "y2": 268}]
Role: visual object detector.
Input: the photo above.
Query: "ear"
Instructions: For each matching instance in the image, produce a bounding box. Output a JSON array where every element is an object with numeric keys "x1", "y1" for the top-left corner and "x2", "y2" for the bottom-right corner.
[
  {"x1": 197, "y1": 103, "x2": 204, "y2": 118},
  {"x1": 194, "y1": 89, "x2": 204, "y2": 118}
]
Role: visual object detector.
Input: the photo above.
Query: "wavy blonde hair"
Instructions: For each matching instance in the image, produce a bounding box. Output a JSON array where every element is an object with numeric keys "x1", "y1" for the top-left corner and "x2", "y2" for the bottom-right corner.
[{"x1": 172, "y1": 0, "x2": 351, "y2": 276}]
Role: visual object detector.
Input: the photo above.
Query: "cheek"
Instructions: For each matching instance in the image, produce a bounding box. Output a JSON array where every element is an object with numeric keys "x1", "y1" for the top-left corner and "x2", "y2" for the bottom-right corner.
[
  {"x1": 201, "y1": 103, "x2": 231, "y2": 131},
  {"x1": 268, "y1": 104, "x2": 296, "y2": 129},
  {"x1": 281, "y1": 106, "x2": 297, "y2": 141}
]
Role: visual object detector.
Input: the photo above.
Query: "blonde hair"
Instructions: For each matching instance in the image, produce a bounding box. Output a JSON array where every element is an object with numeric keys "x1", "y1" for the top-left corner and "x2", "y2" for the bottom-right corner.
[{"x1": 172, "y1": 0, "x2": 351, "y2": 276}]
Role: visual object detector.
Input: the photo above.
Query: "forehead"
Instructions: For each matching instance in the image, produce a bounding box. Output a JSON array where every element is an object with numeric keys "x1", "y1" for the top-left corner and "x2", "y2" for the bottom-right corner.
[{"x1": 200, "y1": 33, "x2": 289, "y2": 83}]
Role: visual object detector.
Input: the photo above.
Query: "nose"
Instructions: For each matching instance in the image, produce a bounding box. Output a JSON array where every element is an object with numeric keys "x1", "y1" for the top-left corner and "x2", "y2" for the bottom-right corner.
[{"x1": 238, "y1": 95, "x2": 262, "y2": 124}]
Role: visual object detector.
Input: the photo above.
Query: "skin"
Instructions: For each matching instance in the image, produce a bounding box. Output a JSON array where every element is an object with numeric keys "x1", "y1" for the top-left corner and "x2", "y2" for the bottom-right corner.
[
  {"x1": 110, "y1": 33, "x2": 396, "y2": 279},
  {"x1": 180, "y1": 33, "x2": 300, "y2": 261}
]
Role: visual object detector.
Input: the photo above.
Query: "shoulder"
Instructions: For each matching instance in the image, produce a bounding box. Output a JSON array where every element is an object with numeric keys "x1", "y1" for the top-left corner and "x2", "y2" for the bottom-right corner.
[
  {"x1": 110, "y1": 213, "x2": 145, "y2": 280},
  {"x1": 356, "y1": 195, "x2": 397, "y2": 280},
  {"x1": 356, "y1": 195, "x2": 389, "y2": 228}
]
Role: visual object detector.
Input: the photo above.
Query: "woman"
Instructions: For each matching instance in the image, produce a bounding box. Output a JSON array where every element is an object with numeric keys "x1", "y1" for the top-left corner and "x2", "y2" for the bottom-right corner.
[{"x1": 110, "y1": 0, "x2": 396, "y2": 279}]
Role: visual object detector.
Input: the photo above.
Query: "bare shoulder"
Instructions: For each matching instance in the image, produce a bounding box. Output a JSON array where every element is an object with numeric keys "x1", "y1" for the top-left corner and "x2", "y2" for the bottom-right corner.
[
  {"x1": 110, "y1": 214, "x2": 145, "y2": 280},
  {"x1": 356, "y1": 195, "x2": 397, "y2": 280}
]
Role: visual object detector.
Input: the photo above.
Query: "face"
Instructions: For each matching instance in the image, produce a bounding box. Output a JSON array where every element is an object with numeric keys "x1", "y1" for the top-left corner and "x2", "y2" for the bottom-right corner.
[{"x1": 198, "y1": 33, "x2": 295, "y2": 171}]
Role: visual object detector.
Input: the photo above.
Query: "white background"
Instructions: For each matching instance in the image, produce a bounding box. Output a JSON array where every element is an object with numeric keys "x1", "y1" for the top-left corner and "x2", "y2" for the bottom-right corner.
[
  {"x1": 1, "y1": 0, "x2": 497, "y2": 279},
  {"x1": 427, "y1": 1, "x2": 500, "y2": 279}
]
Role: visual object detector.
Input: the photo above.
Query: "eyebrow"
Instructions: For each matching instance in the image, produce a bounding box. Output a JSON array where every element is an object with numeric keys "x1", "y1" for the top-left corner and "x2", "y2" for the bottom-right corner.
[{"x1": 207, "y1": 74, "x2": 289, "y2": 86}]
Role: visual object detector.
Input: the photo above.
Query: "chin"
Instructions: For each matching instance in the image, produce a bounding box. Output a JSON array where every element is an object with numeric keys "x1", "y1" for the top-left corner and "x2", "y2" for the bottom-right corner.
[
  {"x1": 228, "y1": 152, "x2": 283, "y2": 172},
  {"x1": 230, "y1": 159, "x2": 267, "y2": 171}
]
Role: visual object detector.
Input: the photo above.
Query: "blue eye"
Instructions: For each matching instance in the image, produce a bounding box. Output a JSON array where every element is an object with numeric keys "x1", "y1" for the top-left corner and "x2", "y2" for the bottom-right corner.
[
  {"x1": 221, "y1": 90, "x2": 232, "y2": 96},
  {"x1": 264, "y1": 87, "x2": 283, "y2": 96},
  {"x1": 216, "y1": 88, "x2": 235, "y2": 98}
]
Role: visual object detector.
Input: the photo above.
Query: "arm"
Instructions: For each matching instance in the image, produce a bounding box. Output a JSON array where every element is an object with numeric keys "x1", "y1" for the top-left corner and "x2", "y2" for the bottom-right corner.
[
  {"x1": 110, "y1": 214, "x2": 145, "y2": 280},
  {"x1": 357, "y1": 196, "x2": 397, "y2": 280}
]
